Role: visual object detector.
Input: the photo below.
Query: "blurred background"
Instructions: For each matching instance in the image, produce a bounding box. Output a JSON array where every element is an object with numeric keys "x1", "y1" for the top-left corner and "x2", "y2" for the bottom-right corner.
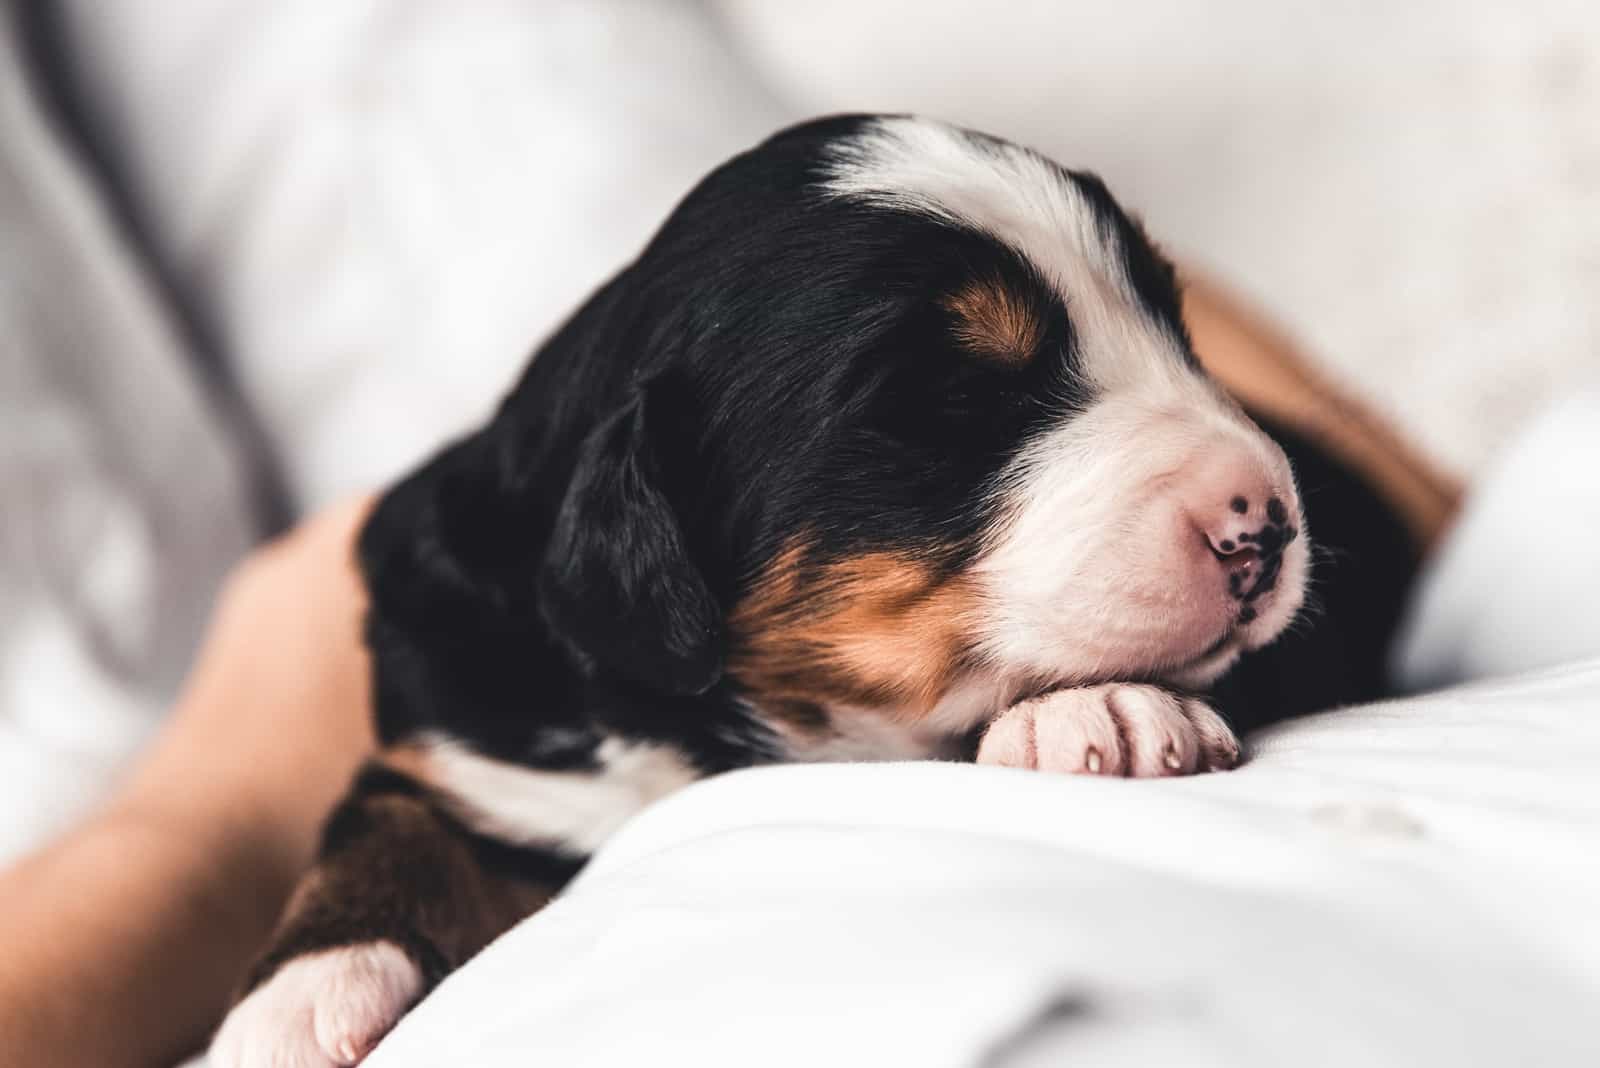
[{"x1": 1, "y1": 1, "x2": 1596, "y2": 860}]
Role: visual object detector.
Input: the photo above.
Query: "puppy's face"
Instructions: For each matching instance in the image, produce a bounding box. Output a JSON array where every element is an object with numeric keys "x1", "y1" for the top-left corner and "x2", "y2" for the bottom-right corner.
[{"x1": 543, "y1": 117, "x2": 1307, "y2": 736}]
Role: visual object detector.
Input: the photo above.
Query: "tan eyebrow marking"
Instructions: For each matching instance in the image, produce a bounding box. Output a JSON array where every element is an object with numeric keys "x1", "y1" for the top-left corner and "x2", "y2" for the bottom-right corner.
[{"x1": 942, "y1": 276, "x2": 1044, "y2": 365}]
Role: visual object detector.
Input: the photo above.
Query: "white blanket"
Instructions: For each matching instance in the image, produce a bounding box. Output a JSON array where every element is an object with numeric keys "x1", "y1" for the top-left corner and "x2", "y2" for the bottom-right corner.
[{"x1": 372, "y1": 661, "x2": 1600, "y2": 1067}]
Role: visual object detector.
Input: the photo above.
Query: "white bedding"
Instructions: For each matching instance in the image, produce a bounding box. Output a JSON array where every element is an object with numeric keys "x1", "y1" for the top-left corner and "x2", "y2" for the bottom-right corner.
[{"x1": 373, "y1": 661, "x2": 1600, "y2": 1067}]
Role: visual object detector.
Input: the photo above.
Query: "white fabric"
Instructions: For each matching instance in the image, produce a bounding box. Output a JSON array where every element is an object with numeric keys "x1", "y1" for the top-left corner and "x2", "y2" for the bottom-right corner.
[
  {"x1": 373, "y1": 661, "x2": 1600, "y2": 1066},
  {"x1": 1396, "y1": 384, "x2": 1600, "y2": 689},
  {"x1": 57, "y1": 0, "x2": 787, "y2": 509},
  {"x1": 0, "y1": 10, "x2": 255, "y2": 862}
]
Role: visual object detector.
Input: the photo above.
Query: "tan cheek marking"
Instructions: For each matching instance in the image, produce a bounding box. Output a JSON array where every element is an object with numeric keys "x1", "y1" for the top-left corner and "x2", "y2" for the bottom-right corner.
[
  {"x1": 942, "y1": 277, "x2": 1043, "y2": 365},
  {"x1": 728, "y1": 542, "x2": 981, "y2": 718}
]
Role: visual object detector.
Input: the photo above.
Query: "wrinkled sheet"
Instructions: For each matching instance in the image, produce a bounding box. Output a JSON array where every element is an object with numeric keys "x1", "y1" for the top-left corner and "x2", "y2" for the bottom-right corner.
[{"x1": 372, "y1": 662, "x2": 1600, "y2": 1067}]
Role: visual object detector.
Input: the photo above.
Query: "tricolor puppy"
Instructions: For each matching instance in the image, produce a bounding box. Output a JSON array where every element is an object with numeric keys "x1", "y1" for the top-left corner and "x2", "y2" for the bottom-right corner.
[{"x1": 213, "y1": 115, "x2": 1415, "y2": 1064}]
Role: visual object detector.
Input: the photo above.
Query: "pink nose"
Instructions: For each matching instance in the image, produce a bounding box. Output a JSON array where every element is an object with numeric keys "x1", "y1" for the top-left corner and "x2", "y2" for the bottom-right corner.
[
  {"x1": 1181, "y1": 439, "x2": 1300, "y2": 622},
  {"x1": 1197, "y1": 492, "x2": 1298, "y2": 621}
]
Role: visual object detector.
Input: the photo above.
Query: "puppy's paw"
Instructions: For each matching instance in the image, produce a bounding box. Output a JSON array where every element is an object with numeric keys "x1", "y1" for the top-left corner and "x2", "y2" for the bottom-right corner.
[
  {"x1": 976, "y1": 683, "x2": 1239, "y2": 777},
  {"x1": 210, "y1": 942, "x2": 422, "y2": 1067}
]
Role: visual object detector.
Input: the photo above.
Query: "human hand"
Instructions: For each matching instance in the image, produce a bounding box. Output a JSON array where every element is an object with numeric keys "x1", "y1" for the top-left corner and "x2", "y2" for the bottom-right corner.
[{"x1": 0, "y1": 495, "x2": 379, "y2": 1068}]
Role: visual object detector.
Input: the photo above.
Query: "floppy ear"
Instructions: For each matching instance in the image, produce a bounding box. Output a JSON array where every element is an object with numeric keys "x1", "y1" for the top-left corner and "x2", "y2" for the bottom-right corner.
[{"x1": 538, "y1": 394, "x2": 723, "y2": 696}]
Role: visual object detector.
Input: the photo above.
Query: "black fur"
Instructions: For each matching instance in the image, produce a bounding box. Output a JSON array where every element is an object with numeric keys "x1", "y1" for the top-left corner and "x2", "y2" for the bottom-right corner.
[
  {"x1": 357, "y1": 115, "x2": 1104, "y2": 772},
  {"x1": 357, "y1": 113, "x2": 1417, "y2": 765},
  {"x1": 1214, "y1": 412, "x2": 1418, "y2": 732}
]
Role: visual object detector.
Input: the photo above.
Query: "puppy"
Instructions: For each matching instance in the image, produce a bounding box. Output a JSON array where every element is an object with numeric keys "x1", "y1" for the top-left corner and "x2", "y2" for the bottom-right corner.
[{"x1": 211, "y1": 115, "x2": 1417, "y2": 1065}]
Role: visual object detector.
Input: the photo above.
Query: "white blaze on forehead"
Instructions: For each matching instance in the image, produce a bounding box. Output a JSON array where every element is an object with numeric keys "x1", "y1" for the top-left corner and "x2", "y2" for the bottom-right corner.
[
  {"x1": 820, "y1": 115, "x2": 1185, "y2": 394},
  {"x1": 822, "y1": 116, "x2": 1307, "y2": 688}
]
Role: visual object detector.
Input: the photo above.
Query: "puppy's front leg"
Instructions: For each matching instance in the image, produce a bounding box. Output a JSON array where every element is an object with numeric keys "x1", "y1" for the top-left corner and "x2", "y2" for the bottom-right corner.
[
  {"x1": 209, "y1": 764, "x2": 581, "y2": 1068},
  {"x1": 976, "y1": 684, "x2": 1240, "y2": 777}
]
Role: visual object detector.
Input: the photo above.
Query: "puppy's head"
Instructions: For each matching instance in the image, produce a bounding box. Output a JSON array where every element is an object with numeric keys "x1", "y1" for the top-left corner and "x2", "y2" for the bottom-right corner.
[{"x1": 539, "y1": 116, "x2": 1307, "y2": 729}]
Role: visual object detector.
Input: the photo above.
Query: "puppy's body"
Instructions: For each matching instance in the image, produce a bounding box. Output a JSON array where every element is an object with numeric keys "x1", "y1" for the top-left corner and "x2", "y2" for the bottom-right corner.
[{"x1": 213, "y1": 116, "x2": 1418, "y2": 1065}]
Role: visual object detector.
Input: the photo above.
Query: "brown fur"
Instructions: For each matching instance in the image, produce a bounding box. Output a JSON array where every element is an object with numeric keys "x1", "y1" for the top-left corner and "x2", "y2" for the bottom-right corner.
[
  {"x1": 240, "y1": 766, "x2": 562, "y2": 997},
  {"x1": 943, "y1": 277, "x2": 1043, "y2": 364},
  {"x1": 728, "y1": 541, "x2": 981, "y2": 718}
]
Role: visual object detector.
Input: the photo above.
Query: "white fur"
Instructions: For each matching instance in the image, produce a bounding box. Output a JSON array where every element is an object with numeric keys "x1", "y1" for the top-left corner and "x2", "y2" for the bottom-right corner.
[
  {"x1": 976, "y1": 683, "x2": 1239, "y2": 777},
  {"x1": 210, "y1": 942, "x2": 421, "y2": 1068},
  {"x1": 782, "y1": 707, "x2": 945, "y2": 763},
  {"x1": 822, "y1": 116, "x2": 1184, "y2": 394},
  {"x1": 976, "y1": 391, "x2": 1309, "y2": 687},
  {"x1": 415, "y1": 733, "x2": 700, "y2": 854},
  {"x1": 825, "y1": 117, "x2": 1309, "y2": 691},
  {"x1": 779, "y1": 674, "x2": 1018, "y2": 763}
]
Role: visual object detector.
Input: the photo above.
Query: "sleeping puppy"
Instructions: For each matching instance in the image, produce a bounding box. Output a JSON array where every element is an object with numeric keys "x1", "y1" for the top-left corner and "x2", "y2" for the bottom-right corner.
[{"x1": 211, "y1": 115, "x2": 1416, "y2": 1065}]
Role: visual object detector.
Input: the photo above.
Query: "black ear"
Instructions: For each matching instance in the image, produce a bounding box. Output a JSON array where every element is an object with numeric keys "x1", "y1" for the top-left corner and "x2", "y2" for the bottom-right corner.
[{"x1": 538, "y1": 394, "x2": 723, "y2": 696}]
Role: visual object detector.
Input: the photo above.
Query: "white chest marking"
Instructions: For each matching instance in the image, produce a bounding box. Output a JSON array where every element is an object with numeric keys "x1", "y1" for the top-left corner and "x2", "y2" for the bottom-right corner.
[{"x1": 407, "y1": 733, "x2": 701, "y2": 854}]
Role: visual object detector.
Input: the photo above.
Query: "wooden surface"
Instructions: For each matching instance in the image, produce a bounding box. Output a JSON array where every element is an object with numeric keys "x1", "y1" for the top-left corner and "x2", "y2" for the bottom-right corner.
[{"x1": 1184, "y1": 275, "x2": 1462, "y2": 552}]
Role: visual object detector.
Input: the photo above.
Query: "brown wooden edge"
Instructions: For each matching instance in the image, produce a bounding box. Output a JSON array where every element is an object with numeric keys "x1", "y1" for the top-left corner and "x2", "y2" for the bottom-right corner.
[{"x1": 1182, "y1": 273, "x2": 1463, "y2": 553}]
